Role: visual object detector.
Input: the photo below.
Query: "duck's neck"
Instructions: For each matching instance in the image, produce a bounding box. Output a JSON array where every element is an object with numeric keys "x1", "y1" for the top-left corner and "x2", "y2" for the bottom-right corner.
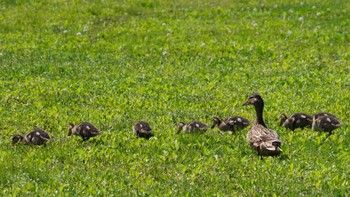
[
  {"x1": 254, "y1": 102, "x2": 267, "y2": 127},
  {"x1": 217, "y1": 118, "x2": 222, "y2": 125}
]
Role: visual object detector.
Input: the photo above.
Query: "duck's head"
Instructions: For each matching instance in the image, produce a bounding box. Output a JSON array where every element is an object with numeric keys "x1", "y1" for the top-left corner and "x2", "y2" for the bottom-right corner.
[
  {"x1": 68, "y1": 123, "x2": 75, "y2": 136},
  {"x1": 242, "y1": 93, "x2": 264, "y2": 107},
  {"x1": 12, "y1": 134, "x2": 24, "y2": 146},
  {"x1": 177, "y1": 122, "x2": 186, "y2": 134},
  {"x1": 211, "y1": 117, "x2": 221, "y2": 129},
  {"x1": 279, "y1": 114, "x2": 288, "y2": 126}
]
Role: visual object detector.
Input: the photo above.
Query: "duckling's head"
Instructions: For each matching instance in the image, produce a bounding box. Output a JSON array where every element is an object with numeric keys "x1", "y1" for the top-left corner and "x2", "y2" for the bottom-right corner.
[
  {"x1": 211, "y1": 117, "x2": 221, "y2": 129},
  {"x1": 12, "y1": 134, "x2": 24, "y2": 146},
  {"x1": 242, "y1": 93, "x2": 263, "y2": 107},
  {"x1": 279, "y1": 114, "x2": 288, "y2": 126},
  {"x1": 68, "y1": 123, "x2": 75, "y2": 136},
  {"x1": 177, "y1": 122, "x2": 186, "y2": 134}
]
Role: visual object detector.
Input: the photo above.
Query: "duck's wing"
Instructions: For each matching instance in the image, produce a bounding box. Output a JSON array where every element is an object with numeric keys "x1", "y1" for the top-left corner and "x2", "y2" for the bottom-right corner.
[
  {"x1": 248, "y1": 124, "x2": 282, "y2": 156},
  {"x1": 134, "y1": 121, "x2": 152, "y2": 134},
  {"x1": 79, "y1": 122, "x2": 100, "y2": 136},
  {"x1": 198, "y1": 122, "x2": 209, "y2": 131},
  {"x1": 227, "y1": 116, "x2": 250, "y2": 129},
  {"x1": 248, "y1": 123, "x2": 280, "y2": 144},
  {"x1": 26, "y1": 130, "x2": 50, "y2": 144},
  {"x1": 140, "y1": 124, "x2": 152, "y2": 134},
  {"x1": 38, "y1": 133, "x2": 51, "y2": 142},
  {"x1": 184, "y1": 121, "x2": 207, "y2": 133},
  {"x1": 37, "y1": 130, "x2": 51, "y2": 141}
]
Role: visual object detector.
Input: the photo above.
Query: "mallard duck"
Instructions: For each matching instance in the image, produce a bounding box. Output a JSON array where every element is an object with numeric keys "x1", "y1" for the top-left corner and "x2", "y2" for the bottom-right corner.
[
  {"x1": 177, "y1": 121, "x2": 209, "y2": 134},
  {"x1": 132, "y1": 121, "x2": 153, "y2": 139},
  {"x1": 312, "y1": 115, "x2": 341, "y2": 135},
  {"x1": 211, "y1": 116, "x2": 250, "y2": 134},
  {"x1": 12, "y1": 129, "x2": 50, "y2": 145},
  {"x1": 242, "y1": 93, "x2": 282, "y2": 159},
  {"x1": 68, "y1": 122, "x2": 100, "y2": 141},
  {"x1": 279, "y1": 113, "x2": 312, "y2": 131}
]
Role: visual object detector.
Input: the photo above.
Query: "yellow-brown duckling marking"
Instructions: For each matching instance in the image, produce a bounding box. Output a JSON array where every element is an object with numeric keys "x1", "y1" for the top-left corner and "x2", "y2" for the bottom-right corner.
[
  {"x1": 211, "y1": 116, "x2": 250, "y2": 134},
  {"x1": 279, "y1": 113, "x2": 312, "y2": 131},
  {"x1": 68, "y1": 122, "x2": 100, "y2": 141},
  {"x1": 177, "y1": 121, "x2": 209, "y2": 134},
  {"x1": 12, "y1": 129, "x2": 50, "y2": 146},
  {"x1": 132, "y1": 121, "x2": 153, "y2": 139},
  {"x1": 312, "y1": 115, "x2": 341, "y2": 135}
]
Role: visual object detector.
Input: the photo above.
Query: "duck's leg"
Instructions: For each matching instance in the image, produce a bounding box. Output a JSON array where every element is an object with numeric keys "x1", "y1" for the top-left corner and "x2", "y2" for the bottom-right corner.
[
  {"x1": 257, "y1": 146, "x2": 263, "y2": 160},
  {"x1": 327, "y1": 131, "x2": 333, "y2": 137},
  {"x1": 82, "y1": 136, "x2": 90, "y2": 141}
]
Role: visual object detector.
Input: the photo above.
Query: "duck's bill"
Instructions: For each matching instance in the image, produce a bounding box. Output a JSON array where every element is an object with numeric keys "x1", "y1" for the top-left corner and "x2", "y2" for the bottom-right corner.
[{"x1": 242, "y1": 101, "x2": 251, "y2": 106}]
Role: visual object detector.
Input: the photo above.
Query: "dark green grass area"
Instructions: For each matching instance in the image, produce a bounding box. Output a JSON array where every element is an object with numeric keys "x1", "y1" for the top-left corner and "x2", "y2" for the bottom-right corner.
[{"x1": 0, "y1": 0, "x2": 349, "y2": 195}]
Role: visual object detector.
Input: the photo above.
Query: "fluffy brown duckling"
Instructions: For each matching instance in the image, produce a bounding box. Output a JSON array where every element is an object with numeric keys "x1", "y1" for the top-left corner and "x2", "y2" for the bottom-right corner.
[
  {"x1": 211, "y1": 116, "x2": 250, "y2": 134},
  {"x1": 279, "y1": 113, "x2": 312, "y2": 131},
  {"x1": 312, "y1": 115, "x2": 341, "y2": 135},
  {"x1": 132, "y1": 121, "x2": 153, "y2": 139},
  {"x1": 12, "y1": 129, "x2": 51, "y2": 145},
  {"x1": 243, "y1": 93, "x2": 282, "y2": 159},
  {"x1": 68, "y1": 122, "x2": 100, "y2": 141},
  {"x1": 177, "y1": 121, "x2": 209, "y2": 134}
]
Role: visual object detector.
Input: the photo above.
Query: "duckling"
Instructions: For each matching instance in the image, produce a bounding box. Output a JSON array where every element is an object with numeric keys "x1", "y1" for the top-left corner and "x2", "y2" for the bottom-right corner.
[
  {"x1": 279, "y1": 113, "x2": 312, "y2": 131},
  {"x1": 312, "y1": 115, "x2": 341, "y2": 135},
  {"x1": 177, "y1": 121, "x2": 209, "y2": 134},
  {"x1": 211, "y1": 116, "x2": 250, "y2": 134},
  {"x1": 12, "y1": 129, "x2": 51, "y2": 145},
  {"x1": 68, "y1": 122, "x2": 100, "y2": 141},
  {"x1": 132, "y1": 121, "x2": 153, "y2": 139},
  {"x1": 243, "y1": 93, "x2": 282, "y2": 159}
]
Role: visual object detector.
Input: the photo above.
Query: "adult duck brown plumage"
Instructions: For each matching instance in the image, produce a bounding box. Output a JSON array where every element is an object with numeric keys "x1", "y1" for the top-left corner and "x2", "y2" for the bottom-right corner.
[{"x1": 243, "y1": 93, "x2": 282, "y2": 159}]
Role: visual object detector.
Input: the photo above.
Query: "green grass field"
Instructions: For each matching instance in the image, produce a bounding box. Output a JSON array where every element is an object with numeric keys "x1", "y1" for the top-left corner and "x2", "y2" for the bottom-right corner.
[{"x1": 1, "y1": 0, "x2": 349, "y2": 195}]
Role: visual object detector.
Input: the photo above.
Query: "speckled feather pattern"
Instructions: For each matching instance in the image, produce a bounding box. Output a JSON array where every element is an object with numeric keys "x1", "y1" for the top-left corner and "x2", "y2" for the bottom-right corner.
[
  {"x1": 247, "y1": 122, "x2": 282, "y2": 156},
  {"x1": 281, "y1": 113, "x2": 312, "y2": 131},
  {"x1": 312, "y1": 115, "x2": 341, "y2": 133},
  {"x1": 243, "y1": 93, "x2": 282, "y2": 158},
  {"x1": 212, "y1": 116, "x2": 250, "y2": 132},
  {"x1": 179, "y1": 121, "x2": 209, "y2": 133},
  {"x1": 70, "y1": 122, "x2": 100, "y2": 140},
  {"x1": 13, "y1": 129, "x2": 51, "y2": 145},
  {"x1": 133, "y1": 121, "x2": 153, "y2": 139}
]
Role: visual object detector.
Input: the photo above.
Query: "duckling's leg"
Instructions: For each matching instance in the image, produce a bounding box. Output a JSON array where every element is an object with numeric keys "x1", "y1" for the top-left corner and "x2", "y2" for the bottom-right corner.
[
  {"x1": 82, "y1": 136, "x2": 90, "y2": 141},
  {"x1": 232, "y1": 129, "x2": 236, "y2": 135},
  {"x1": 327, "y1": 131, "x2": 333, "y2": 136},
  {"x1": 257, "y1": 146, "x2": 263, "y2": 160}
]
